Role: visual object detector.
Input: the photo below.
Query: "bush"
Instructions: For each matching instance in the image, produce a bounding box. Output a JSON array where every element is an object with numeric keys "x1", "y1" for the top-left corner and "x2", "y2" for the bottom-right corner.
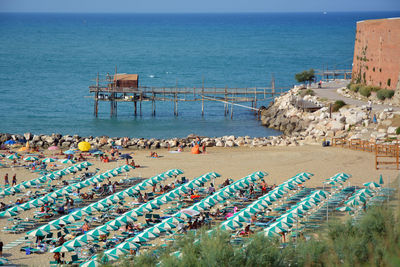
[
  {"x1": 377, "y1": 89, "x2": 395, "y2": 100},
  {"x1": 332, "y1": 100, "x2": 346, "y2": 112},
  {"x1": 350, "y1": 83, "x2": 362, "y2": 92},
  {"x1": 359, "y1": 86, "x2": 371, "y2": 97},
  {"x1": 300, "y1": 89, "x2": 314, "y2": 97},
  {"x1": 396, "y1": 127, "x2": 400, "y2": 135},
  {"x1": 366, "y1": 85, "x2": 381, "y2": 92}
]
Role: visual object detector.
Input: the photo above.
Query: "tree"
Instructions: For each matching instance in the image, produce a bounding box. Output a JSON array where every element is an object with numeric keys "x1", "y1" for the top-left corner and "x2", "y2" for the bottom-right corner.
[{"x1": 295, "y1": 69, "x2": 315, "y2": 86}]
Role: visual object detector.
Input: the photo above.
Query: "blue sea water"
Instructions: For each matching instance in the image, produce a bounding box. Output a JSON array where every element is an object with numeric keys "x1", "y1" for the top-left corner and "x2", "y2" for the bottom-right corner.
[{"x1": 0, "y1": 12, "x2": 399, "y2": 139}]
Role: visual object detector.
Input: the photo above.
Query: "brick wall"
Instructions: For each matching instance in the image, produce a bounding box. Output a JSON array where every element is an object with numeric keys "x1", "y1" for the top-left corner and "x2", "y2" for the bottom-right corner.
[{"x1": 352, "y1": 18, "x2": 400, "y2": 90}]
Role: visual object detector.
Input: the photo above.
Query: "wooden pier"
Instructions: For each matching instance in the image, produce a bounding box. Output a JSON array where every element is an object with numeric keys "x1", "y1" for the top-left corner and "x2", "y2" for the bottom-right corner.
[{"x1": 89, "y1": 72, "x2": 287, "y2": 118}]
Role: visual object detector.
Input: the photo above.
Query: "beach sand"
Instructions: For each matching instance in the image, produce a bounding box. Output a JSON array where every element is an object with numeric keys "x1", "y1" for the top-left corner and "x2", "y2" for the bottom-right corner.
[{"x1": 0, "y1": 145, "x2": 397, "y2": 266}]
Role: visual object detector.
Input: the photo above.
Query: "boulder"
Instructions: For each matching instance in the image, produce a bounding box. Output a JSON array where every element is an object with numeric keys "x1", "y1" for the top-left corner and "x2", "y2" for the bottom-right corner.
[
  {"x1": 387, "y1": 126, "x2": 397, "y2": 135},
  {"x1": 215, "y1": 140, "x2": 224, "y2": 147}
]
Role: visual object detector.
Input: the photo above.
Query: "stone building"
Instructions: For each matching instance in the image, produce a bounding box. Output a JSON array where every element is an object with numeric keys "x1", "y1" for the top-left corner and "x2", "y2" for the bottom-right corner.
[{"x1": 352, "y1": 17, "x2": 400, "y2": 90}]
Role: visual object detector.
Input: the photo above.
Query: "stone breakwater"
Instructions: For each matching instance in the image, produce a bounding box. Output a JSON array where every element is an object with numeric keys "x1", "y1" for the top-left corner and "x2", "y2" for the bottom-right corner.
[
  {"x1": 261, "y1": 85, "x2": 400, "y2": 144},
  {"x1": 0, "y1": 132, "x2": 293, "y2": 149}
]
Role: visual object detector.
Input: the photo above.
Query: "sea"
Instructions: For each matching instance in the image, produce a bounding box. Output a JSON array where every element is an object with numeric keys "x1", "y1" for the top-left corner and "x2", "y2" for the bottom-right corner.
[{"x1": 0, "y1": 12, "x2": 399, "y2": 139}]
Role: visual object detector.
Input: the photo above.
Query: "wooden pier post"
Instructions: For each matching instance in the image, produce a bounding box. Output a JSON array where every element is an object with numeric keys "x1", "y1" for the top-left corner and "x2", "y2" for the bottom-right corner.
[
  {"x1": 134, "y1": 100, "x2": 137, "y2": 116},
  {"x1": 94, "y1": 72, "x2": 99, "y2": 117},
  {"x1": 230, "y1": 102, "x2": 233, "y2": 119}
]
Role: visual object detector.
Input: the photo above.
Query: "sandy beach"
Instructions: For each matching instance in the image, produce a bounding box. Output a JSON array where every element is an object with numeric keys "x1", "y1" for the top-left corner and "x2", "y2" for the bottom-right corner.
[{"x1": 0, "y1": 144, "x2": 397, "y2": 266}]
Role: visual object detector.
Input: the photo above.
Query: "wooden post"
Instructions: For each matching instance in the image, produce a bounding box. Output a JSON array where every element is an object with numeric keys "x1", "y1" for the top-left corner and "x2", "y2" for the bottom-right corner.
[
  {"x1": 254, "y1": 87, "x2": 257, "y2": 113},
  {"x1": 139, "y1": 94, "x2": 142, "y2": 116},
  {"x1": 230, "y1": 102, "x2": 233, "y2": 119},
  {"x1": 134, "y1": 100, "x2": 137, "y2": 116},
  {"x1": 94, "y1": 72, "x2": 99, "y2": 117}
]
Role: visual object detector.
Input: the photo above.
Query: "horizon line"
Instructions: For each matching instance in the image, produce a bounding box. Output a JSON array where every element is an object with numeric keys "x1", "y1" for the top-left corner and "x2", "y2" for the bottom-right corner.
[{"x1": 1, "y1": 10, "x2": 400, "y2": 15}]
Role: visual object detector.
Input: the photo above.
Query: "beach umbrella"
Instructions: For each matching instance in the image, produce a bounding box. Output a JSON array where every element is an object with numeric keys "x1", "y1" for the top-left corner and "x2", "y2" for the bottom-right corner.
[
  {"x1": 176, "y1": 212, "x2": 193, "y2": 220},
  {"x1": 355, "y1": 188, "x2": 374, "y2": 196},
  {"x1": 236, "y1": 210, "x2": 253, "y2": 218},
  {"x1": 379, "y1": 175, "x2": 384, "y2": 185},
  {"x1": 63, "y1": 239, "x2": 88, "y2": 248},
  {"x1": 42, "y1": 158, "x2": 56, "y2": 163},
  {"x1": 51, "y1": 245, "x2": 74, "y2": 253},
  {"x1": 76, "y1": 208, "x2": 92, "y2": 216},
  {"x1": 336, "y1": 206, "x2": 354, "y2": 212},
  {"x1": 78, "y1": 141, "x2": 91, "y2": 152},
  {"x1": 6, "y1": 154, "x2": 20, "y2": 160},
  {"x1": 5, "y1": 140, "x2": 16, "y2": 145},
  {"x1": 80, "y1": 259, "x2": 99, "y2": 267},
  {"x1": 363, "y1": 182, "x2": 381, "y2": 191},
  {"x1": 159, "y1": 194, "x2": 174, "y2": 202},
  {"x1": 8, "y1": 205, "x2": 26, "y2": 213},
  {"x1": 0, "y1": 153, "x2": 6, "y2": 157},
  {"x1": 276, "y1": 216, "x2": 297, "y2": 224},
  {"x1": 30, "y1": 199, "x2": 46, "y2": 207},
  {"x1": 51, "y1": 218, "x2": 73, "y2": 226},
  {"x1": 0, "y1": 210, "x2": 18, "y2": 217},
  {"x1": 125, "y1": 210, "x2": 143, "y2": 218},
  {"x1": 130, "y1": 235, "x2": 149, "y2": 243},
  {"x1": 116, "y1": 242, "x2": 141, "y2": 250},
  {"x1": 37, "y1": 224, "x2": 61, "y2": 232},
  {"x1": 64, "y1": 150, "x2": 75, "y2": 155},
  {"x1": 48, "y1": 146, "x2": 59, "y2": 151},
  {"x1": 231, "y1": 214, "x2": 250, "y2": 223},
  {"x1": 264, "y1": 227, "x2": 283, "y2": 237},
  {"x1": 137, "y1": 231, "x2": 159, "y2": 240},
  {"x1": 165, "y1": 217, "x2": 184, "y2": 224},
  {"x1": 142, "y1": 202, "x2": 160, "y2": 211},
  {"x1": 81, "y1": 161, "x2": 93, "y2": 167},
  {"x1": 76, "y1": 235, "x2": 96, "y2": 242},
  {"x1": 345, "y1": 198, "x2": 363, "y2": 206},
  {"x1": 24, "y1": 156, "x2": 38, "y2": 161},
  {"x1": 221, "y1": 220, "x2": 243, "y2": 230},
  {"x1": 86, "y1": 228, "x2": 109, "y2": 237},
  {"x1": 158, "y1": 222, "x2": 176, "y2": 230},
  {"x1": 105, "y1": 247, "x2": 128, "y2": 257},
  {"x1": 89, "y1": 202, "x2": 108, "y2": 211},
  {"x1": 62, "y1": 214, "x2": 82, "y2": 222},
  {"x1": 27, "y1": 228, "x2": 50, "y2": 237}
]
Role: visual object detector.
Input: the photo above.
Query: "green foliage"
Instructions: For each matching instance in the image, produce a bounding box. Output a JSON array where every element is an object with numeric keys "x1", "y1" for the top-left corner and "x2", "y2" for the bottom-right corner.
[
  {"x1": 350, "y1": 83, "x2": 362, "y2": 92},
  {"x1": 346, "y1": 83, "x2": 351, "y2": 89},
  {"x1": 396, "y1": 127, "x2": 400, "y2": 135},
  {"x1": 295, "y1": 69, "x2": 315, "y2": 85},
  {"x1": 332, "y1": 100, "x2": 346, "y2": 112},
  {"x1": 359, "y1": 86, "x2": 371, "y2": 97},
  {"x1": 299, "y1": 89, "x2": 314, "y2": 97},
  {"x1": 377, "y1": 89, "x2": 395, "y2": 100}
]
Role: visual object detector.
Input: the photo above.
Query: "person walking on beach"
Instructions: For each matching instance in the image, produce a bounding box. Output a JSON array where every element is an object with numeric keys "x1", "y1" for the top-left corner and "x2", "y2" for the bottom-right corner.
[
  {"x1": 0, "y1": 240, "x2": 3, "y2": 257},
  {"x1": 12, "y1": 174, "x2": 17, "y2": 186},
  {"x1": 367, "y1": 100, "x2": 372, "y2": 118},
  {"x1": 4, "y1": 174, "x2": 9, "y2": 186}
]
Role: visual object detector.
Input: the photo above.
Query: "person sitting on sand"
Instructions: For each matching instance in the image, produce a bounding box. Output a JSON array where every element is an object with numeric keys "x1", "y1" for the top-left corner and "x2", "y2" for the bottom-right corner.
[{"x1": 150, "y1": 151, "x2": 159, "y2": 158}]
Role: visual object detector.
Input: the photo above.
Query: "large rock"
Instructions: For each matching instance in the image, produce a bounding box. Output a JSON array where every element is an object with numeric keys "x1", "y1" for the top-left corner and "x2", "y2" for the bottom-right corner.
[
  {"x1": 327, "y1": 121, "x2": 344, "y2": 131},
  {"x1": 345, "y1": 113, "x2": 363, "y2": 125},
  {"x1": 387, "y1": 126, "x2": 397, "y2": 134}
]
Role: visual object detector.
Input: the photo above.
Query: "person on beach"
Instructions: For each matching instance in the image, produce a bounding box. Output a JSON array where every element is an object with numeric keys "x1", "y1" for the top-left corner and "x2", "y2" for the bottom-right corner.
[
  {"x1": 12, "y1": 174, "x2": 17, "y2": 186},
  {"x1": 4, "y1": 173, "x2": 9, "y2": 186},
  {"x1": 0, "y1": 240, "x2": 3, "y2": 257}
]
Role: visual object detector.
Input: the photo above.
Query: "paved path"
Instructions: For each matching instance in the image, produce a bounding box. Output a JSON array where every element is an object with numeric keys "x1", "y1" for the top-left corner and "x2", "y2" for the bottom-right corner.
[{"x1": 311, "y1": 80, "x2": 400, "y2": 111}]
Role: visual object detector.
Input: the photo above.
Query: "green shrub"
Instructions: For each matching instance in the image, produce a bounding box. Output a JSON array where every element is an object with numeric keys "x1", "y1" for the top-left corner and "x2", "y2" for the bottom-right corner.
[
  {"x1": 332, "y1": 100, "x2": 346, "y2": 112},
  {"x1": 377, "y1": 89, "x2": 395, "y2": 100},
  {"x1": 300, "y1": 89, "x2": 314, "y2": 97},
  {"x1": 396, "y1": 127, "x2": 400, "y2": 135},
  {"x1": 346, "y1": 83, "x2": 351, "y2": 89},
  {"x1": 366, "y1": 85, "x2": 381, "y2": 92},
  {"x1": 350, "y1": 83, "x2": 362, "y2": 92},
  {"x1": 359, "y1": 86, "x2": 371, "y2": 97}
]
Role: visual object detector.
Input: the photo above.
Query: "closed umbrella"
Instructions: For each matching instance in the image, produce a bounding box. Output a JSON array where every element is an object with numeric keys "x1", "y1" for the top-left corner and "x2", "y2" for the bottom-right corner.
[{"x1": 379, "y1": 175, "x2": 384, "y2": 185}]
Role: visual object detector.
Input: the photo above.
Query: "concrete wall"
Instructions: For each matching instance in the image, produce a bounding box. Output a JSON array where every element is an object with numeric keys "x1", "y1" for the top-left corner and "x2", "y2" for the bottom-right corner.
[{"x1": 352, "y1": 18, "x2": 400, "y2": 90}]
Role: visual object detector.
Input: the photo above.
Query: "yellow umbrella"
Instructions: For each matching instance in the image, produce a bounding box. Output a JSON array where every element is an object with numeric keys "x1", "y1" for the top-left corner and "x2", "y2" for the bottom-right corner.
[{"x1": 78, "y1": 142, "x2": 91, "y2": 152}]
